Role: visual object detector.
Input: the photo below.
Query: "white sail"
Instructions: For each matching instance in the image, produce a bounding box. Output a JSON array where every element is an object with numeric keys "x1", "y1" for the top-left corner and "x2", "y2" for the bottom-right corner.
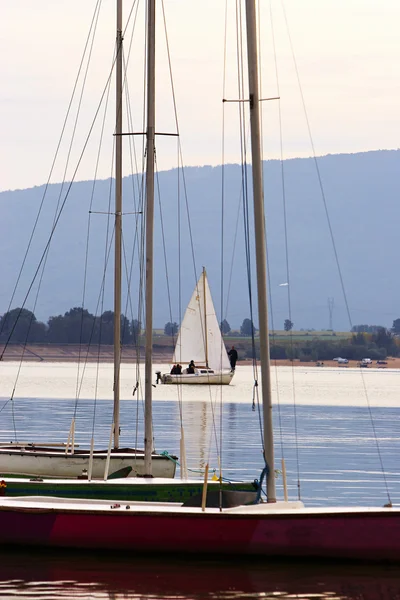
[{"x1": 173, "y1": 271, "x2": 231, "y2": 371}]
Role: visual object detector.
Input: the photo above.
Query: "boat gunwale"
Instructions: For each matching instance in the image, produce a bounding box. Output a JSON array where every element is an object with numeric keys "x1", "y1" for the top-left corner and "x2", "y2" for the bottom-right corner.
[
  {"x1": 0, "y1": 496, "x2": 398, "y2": 518},
  {"x1": 0, "y1": 448, "x2": 177, "y2": 460}
]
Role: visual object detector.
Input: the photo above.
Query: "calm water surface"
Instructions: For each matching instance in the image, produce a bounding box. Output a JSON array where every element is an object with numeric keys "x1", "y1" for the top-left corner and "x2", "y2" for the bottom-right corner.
[{"x1": 0, "y1": 363, "x2": 399, "y2": 598}]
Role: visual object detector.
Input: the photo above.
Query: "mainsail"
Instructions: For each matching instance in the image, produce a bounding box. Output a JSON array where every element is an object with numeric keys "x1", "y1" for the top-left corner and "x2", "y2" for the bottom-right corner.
[{"x1": 173, "y1": 270, "x2": 231, "y2": 372}]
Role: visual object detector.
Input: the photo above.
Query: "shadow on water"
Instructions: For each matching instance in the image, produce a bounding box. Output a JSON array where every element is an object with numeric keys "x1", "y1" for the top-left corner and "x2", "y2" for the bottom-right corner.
[{"x1": 1, "y1": 548, "x2": 400, "y2": 599}]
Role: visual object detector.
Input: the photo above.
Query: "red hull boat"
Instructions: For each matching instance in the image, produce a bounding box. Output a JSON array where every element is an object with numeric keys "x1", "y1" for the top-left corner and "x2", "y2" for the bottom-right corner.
[{"x1": 2, "y1": 497, "x2": 400, "y2": 562}]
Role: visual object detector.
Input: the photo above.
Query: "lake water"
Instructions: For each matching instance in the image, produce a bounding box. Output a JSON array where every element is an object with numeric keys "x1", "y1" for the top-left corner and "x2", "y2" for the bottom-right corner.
[{"x1": 0, "y1": 362, "x2": 400, "y2": 598}]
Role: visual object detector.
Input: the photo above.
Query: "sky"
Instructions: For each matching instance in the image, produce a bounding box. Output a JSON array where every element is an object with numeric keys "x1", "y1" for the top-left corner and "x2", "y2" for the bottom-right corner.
[{"x1": 0, "y1": 0, "x2": 400, "y2": 192}]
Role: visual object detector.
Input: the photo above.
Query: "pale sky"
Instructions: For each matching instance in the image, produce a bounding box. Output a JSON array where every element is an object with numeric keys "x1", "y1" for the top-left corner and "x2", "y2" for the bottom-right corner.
[{"x1": 1, "y1": 0, "x2": 399, "y2": 192}]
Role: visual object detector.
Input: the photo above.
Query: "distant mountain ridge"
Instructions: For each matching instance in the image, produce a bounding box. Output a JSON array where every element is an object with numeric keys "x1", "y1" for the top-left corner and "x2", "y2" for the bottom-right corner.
[{"x1": 1, "y1": 149, "x2": 399, "y2": 331}]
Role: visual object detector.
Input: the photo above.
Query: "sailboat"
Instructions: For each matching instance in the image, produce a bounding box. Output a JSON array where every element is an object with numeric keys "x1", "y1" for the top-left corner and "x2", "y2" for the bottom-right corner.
[
  {"x1": 160, "y1": 268, "x2": 234, "y2": 385},
  {"x1": 0, "y1": 0, "x2": 257, "y2": 503},
  {"x1": 0, "y1": 0, "x2": 176, "y2": 480},
  {"x1": 0, "y1": 0, "x2": 399, "y2": 561}
]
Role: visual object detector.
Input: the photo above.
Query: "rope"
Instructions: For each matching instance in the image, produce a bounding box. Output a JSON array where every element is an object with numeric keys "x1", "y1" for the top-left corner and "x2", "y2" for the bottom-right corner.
[
  {"x1": 280, "y1": 0, "x2": 391, "y2": 505},
  {"x1": 160, "y1": 451, "x2": 242, "y2": 482},
  {"x1": 161, "y1": 0, "x2": 226, "y2": 476},
  {"x1": 0, "y1": 0, "x2": 103, "y2": 346},
  {"x1": 268, "y1": 0, "x2": 301, "y2": 500},
  {"x1": 255, "y1": 465, "x2": 270, "y2": 503}
]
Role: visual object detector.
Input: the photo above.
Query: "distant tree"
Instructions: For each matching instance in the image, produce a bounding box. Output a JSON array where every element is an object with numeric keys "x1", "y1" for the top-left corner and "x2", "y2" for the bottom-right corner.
[
  {"x1": 47, "y1": 315, "x2": 68, "y2": 343},
  {"x1": 0, "y1": 308, "x2": 46, "y2": 343},
  {"x1": 351, "y1": 324, "x2": 384, "y2": 333},
  {"x1": 392, "y1": 319, "x2": 400, "y2": 334},
  {"x1": 96, "y1": 310, "x2": 114, "y2": 344},
  {"x1": 131, "y1": 319, "x2": 141, "y2": 343},
  {"x1": 351, "y1": 332, "x2": 366, "y2": 346},
  {"x1": 284, "y1": 319, "x2": 294, "y2": 332},
  {"x1": 270, "y1": 344, "x2": 287, "y2": 359},
  {"x1": 220, "y1": 319, "x2": 231, "y2": 335},
  {"x1": 121, "y1": 315, "x2": 132, "y2": 344},
  {"x1": 164, "y1": 322, "x2": 178, "y2": 336},
  {"x1": 47, "y1": 307, "x2": 95, "y2": 344},
  {"x1": 371, "y1": 327, "x2": 396, "y2": 355},
  {"x1": 240, "y1": 318, "x2": 256, "y2": 336}
]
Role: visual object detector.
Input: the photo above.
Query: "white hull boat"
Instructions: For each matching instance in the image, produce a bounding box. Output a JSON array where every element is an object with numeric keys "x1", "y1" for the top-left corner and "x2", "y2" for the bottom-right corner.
[
  {"x1": 0, "y1": 445, "x2": 176, "y2": 479},
  {"x1": 162, "y1": 370, "x2": 233, "y2": 385},
  {"x1": 0, "y1": 0, "x2": 177, "y2": 481},
  {"x1": 161, "y1": 268, "x2": 234, "y2": 385}
]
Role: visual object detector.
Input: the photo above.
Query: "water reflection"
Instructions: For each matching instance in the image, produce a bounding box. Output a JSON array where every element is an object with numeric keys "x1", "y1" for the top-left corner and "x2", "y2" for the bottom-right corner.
[
  {"x1": 1, "y1": 398, "x2": 400, "y2": 507},
  {"x1": 0, "y1": 549, "x2": 400, "y2": 599}
]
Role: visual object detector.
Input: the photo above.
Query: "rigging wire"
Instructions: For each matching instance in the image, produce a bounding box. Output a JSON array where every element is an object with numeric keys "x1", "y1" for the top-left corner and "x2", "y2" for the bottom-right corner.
[
  {"x1": 120, "y1": 2, "x2": 147, "y2": 454},
  {"x1": 235, "y1": 0, "x2": 261, "y2": 404},
  {"x1": 267, "y1": 0, "x2": 301, "y2": 499},
  {"x1": 218, "y1": 0, "x2": 230, "y2": 483},
  {"x1": 278, "y1": 0, "x2": 391, "y2": 504},
  {"x1": 75, "y1": 227, "x2": 116, "y2": 404},
  {"x1": 1, "y1": 0, "x2": 104, "y2": 442},
  {"x1": 73, "y1": 19, "x2": 121, "y2": 425},
  {"x1": 0, "y1": 0, "x2": 103, "y2": 345},
  {"x1": 1, "y1": 0, "x2": 140, "y2": 360},
  {"x1": 226, "y1": 0, "x2": 266, "y2": 465},
  {"x1": 159, "y1": 1, "x2": 199, "y2": 302},
  {"x1": 161, "y1": 0, "x2": 224, "y2": 466},
  {"x1": 86, "y1": 66, "x2": 115, "y2": 440}
]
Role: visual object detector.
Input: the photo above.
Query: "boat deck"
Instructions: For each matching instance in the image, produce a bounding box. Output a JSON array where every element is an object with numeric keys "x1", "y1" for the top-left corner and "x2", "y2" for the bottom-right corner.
[{"x1": 1, "y1": 495, "x2": 397, "y2": 516}]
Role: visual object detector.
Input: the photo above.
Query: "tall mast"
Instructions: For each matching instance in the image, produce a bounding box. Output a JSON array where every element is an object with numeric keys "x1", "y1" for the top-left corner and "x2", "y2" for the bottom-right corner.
[
  {"x1": 113, "y1": 0, "x2": 123, "y2": 448},
  {"x1": 144, "y1": 0, "x2": 156, "y2": 475},
  {"x1": 203, "y1": 267, "x2": 208, "y2": 367},
  {"x1": 245, "y1": 0, "x2": 276, "y2": 501}
]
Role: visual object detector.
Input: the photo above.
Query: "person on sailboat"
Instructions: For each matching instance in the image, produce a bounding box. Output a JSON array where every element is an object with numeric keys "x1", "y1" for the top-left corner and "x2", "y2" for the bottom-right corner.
[
  {"x1": 228, "y1": 346, "x2": 238, "y2": 371},
  {"x1": 176, "y1": 364, "x2": 182, "y2": 374},
  {"x1": 187, "y1": 360, "x2": 195, "y2": 374},
  {"x1": 170, "y1": 365, "x2": 178, "y2": 374}
]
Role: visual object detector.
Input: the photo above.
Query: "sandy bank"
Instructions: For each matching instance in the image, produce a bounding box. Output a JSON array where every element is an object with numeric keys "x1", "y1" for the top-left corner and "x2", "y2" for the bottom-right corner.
[{"x1": 0, "y1": 344, "x2": 398, "y2": 369}]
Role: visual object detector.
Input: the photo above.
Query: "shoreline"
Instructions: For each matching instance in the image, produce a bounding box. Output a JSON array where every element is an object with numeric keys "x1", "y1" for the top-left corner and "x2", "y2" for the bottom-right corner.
[{"x1": 0, "y1": 345, "x2": 398, "y2": 369}]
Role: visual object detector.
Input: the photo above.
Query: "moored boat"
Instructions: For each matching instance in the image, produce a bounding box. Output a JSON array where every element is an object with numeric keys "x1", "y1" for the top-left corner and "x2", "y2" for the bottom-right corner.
[
  {"x1": 1, "y1": 496, "x2": 400, "y2": 561},
  {"x1": 0, "y1": 474, "x2": 258, "y2": 503}
]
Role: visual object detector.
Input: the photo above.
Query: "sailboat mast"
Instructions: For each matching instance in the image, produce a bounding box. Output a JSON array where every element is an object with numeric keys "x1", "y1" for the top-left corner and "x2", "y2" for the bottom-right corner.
[
  {"x1": 113, "y1": 0, "x2": 123, "y2": 449},
  {"x1": 245, "y1": 0, "x2": 276, "y2": 501},
  {"x1": 144, "y1": 0, "x2": 156, "y2": 474},
  {"x1": 203, "y1": 267, "x2": 208, "y2": 367}
]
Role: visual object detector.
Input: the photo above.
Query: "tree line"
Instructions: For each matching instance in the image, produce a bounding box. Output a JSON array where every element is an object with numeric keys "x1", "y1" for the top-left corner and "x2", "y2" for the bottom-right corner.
[
  {"x1": 0, "y1": 308, "x2": 260, "y2": 345},
  {"x1": 165, "y1": 318, "x2": 258, "y2": 337},
  {"x1": 2, "y1": 308, "x2": 400, "y2": 361},
  {"x1": 245, "y1": 327, "x2": 400, "y2": 361},
  {"x1": 352, "y1": 320, "x2": 400, "y2": 334},
  {"x1": 0, "y1": 308, "x2": 141, "y2": 345}
]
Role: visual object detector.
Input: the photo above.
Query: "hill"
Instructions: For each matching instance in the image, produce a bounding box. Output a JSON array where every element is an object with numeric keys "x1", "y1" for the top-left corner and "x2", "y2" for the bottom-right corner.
[{"x1": 1, "y1": 149, "x2": 399, "y2": 331}]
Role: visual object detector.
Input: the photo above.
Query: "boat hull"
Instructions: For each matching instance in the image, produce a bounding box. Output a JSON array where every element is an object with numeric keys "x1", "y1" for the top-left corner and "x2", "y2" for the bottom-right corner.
[
  {"x1": 1, "y1": 499, "x2": 400, "y2": 561},
  {"x1": 161, "y1": 371, "x2": 234, "y2": 385},
  {"x1": 0, "y1": 448, "x2": 176, "y2": 479},
  {"x1": 0, "y1": 477, "x2": 257, "y2": 503}
]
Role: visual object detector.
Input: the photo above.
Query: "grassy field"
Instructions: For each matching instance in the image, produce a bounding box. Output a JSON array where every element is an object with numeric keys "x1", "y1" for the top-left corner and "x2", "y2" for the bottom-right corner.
[
  {"x1": 153, "y1": 329, "x2": 352, "y2": 342},
  {"x1": 266, "y1": 331, "x2": 351, "y2": 342}
]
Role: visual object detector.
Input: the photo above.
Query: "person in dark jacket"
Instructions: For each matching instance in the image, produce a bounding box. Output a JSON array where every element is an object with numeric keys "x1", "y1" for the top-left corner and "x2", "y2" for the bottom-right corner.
[
  {"x1": 228, "y1": 346, "x2": 238, "y2": 371},
  {"x1": 187, "y1": 360, "x2": 195, "y2": 374}
]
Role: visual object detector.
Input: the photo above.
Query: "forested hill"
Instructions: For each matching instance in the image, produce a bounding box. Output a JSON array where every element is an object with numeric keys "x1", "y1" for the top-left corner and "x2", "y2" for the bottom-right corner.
[{"x1": 0, "y1": 149, "x2": 399, "y2": 331}]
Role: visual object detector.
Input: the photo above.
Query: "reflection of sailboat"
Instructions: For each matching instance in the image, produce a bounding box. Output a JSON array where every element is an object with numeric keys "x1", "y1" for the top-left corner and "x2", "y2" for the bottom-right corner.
[
  {"x1": 161, "y1": 268, "x2": 234, "y2": 385},
  {"x1": 1, "y1": 0, "x2": 400, "y2": 561}
]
